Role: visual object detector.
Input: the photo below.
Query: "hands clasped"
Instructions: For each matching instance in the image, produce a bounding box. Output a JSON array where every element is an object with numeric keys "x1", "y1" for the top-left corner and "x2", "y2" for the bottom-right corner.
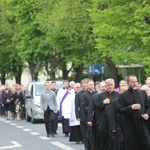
[
  {"x1": 103, "y1": 98, "x2": 110, "y2": 105},
  {"x1": 131, "y1": 104, "x2": 149, "y2": 120},
  {"x1": 131, "y1": 103, "x2": 141, "y2": 110}
]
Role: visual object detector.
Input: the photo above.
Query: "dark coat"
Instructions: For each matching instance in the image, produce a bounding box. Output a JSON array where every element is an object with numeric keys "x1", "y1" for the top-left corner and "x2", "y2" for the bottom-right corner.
[
  {"x1": 111, "y1": 98, "x2": 124, "y2": 150},
  {"x1": 81, "y1": 90, "x2": 97, "y2": 123},
  {"x1": 75, "y1": 90, "x2": 85, "y2": 120},
  {"x1": 88, "y1": 93, "x2": 100, "y2": 150},
  {"x1": 94, "y1": 91, "x2": 119, "y2": 150},
  {"x1": 81, "y1": 90, "x2": 97, "y2": 150},
  {"x1": 14, "y1": 92, "x2": 24, "y2": 105},
  {"x1": 118, "y1": 88, "x2": 150, "y2": 150}
]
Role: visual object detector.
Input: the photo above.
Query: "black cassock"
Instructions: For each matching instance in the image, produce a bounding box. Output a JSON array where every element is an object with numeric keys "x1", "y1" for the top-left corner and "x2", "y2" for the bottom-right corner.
[
  {"x1": 94, "y1": 91, "x2": 119, "y2": 150},
  {"x1": 110, "y1": 98, "x2": 124, "y2": 150},
  {"x1": 118, "y1": 88, "x2": 150, "y2": 150}
]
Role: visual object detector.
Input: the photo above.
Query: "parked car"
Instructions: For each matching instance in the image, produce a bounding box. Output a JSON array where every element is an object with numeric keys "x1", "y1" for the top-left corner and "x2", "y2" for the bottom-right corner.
[{"x1": 25, "y1": 80, "x2": 63, "y2": 123}]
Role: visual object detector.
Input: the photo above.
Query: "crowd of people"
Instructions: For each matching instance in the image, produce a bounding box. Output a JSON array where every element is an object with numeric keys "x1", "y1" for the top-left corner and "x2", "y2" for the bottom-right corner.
[
  {"x1": 39, "y1": 76, "x2": 150, "y2": 150},
  {"x1": 0, "y1": 84, "x2": 26, "y2": 120},
  {"x1": 1, "y1": 75, "x2": 150, "y2": 150}
]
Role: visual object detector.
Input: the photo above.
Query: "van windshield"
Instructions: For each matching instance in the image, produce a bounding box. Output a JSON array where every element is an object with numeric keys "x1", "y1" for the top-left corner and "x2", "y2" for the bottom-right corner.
[
  {"x1": 35, "y1": 81, "x2": 63, "y2": 96},
  {"x1": 35, "y1": 84, "x2": 45, "y2": 96}
]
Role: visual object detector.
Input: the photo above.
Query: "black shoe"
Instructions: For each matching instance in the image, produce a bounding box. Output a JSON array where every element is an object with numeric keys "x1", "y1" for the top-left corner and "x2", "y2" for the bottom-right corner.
[
  {"x1": 54, "y1": 131, "x2": 57, "y2": 134},
  {"x1": 76, "y1": 141, "x2": 80, "y2": 144},
  {"x1": 65, "y1": 133, "x2": 69, "y2": 137},
  {"x1": 51, "y1": 134, "x2": 55, "y2": 137},
  {"x1": 47, "y1": 134, "x2": 50, "y2": 137}
]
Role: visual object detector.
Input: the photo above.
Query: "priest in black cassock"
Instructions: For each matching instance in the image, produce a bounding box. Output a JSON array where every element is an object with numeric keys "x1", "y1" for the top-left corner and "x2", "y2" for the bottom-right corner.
[
  {"x1": 88, "y1": 78, "x2": 119, "y2": 150},
  {"x1": 118, "y1": 75, "x2": 150, "y2": 150},
  {"x1": 81, "y1": 79, "x2": 97, "y2": 150}
]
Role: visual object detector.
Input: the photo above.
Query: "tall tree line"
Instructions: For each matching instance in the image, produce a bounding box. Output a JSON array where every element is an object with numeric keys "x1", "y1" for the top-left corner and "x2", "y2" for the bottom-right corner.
[{"x1": 0, "y1": 0, "x2": 149, "y2": 85}]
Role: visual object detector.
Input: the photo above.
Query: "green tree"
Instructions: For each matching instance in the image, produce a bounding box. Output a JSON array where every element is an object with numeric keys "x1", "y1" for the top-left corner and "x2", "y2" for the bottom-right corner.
[
  {"x1": 36, "y1": 0, "x2": 97, "y2": 81},
  {"x1": 0, "y1": 0, "x2": 24, "y2": 84},
  {"x1": 90, "y1": 0, "x2": 150, "y2": 79}
]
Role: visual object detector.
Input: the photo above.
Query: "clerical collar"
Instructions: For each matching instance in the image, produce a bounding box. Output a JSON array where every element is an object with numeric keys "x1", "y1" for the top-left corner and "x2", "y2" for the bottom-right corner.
[
  {"x1": 63, "y1": 87, "x2": 68, "y2": 90},
  {"x1": 88, "y1": 90, "x2": 93, "y2": 93},
  {"x1": 51, "y1": 89, "x2": 56, "y2": 91},
  {"x1": 128, "y1": 87, "x2": 137, "y2": 92}
]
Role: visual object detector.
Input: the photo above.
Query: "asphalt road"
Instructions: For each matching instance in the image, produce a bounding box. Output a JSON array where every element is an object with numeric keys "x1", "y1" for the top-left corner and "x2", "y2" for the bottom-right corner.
[{"x1": 0, "y1": 118, "x2": 84, "y2": 150}]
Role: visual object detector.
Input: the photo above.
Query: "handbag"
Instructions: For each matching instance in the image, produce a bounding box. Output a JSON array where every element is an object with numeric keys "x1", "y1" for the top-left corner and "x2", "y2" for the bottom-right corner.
[{"x1": 6, "y1": 99, "x2": 11, "y2": 103}]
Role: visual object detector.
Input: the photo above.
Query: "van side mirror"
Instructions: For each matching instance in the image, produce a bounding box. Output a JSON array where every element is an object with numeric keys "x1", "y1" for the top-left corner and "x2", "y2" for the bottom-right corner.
[{"x1": 25, "y1": 95, "x2": 32, "y2": 99}]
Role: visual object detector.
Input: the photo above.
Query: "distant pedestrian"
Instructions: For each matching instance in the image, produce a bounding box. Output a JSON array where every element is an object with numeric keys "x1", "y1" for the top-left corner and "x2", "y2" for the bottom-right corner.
[
  {"x1": 2, "y1": 88, "x2": 11, "y2": 120},
  {"x1": 0, "y1": 87, "x2": 5, "y2": 117}
]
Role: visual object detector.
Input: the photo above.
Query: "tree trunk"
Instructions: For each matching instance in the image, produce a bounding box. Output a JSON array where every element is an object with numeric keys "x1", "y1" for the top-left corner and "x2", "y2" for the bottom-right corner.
[
  {"x1": 12, "y1": 60, "x2": 23, "y2": 84},
  {"x1": 62, "y1": 69, "x2": 69, "y2": 80},
  {"x1": 0, "y1": 73, "x2": 6, "y2": 85},
  {"x1": 74, "y1": 66, "x2": 84, "y2": 82},
  {"x1": 45, "y1": 62, "x2": 56, "y2": 80},
  {"x1": 45, "y1": 53, "x2": 61, "y2": 80},
  {"x1": 106, "y1": 57, "x2": 119, "y2": 86},
  {"x1": 62, "y1": 62, "x2": 72, "y2": 80},
  {"x1": 28, "y1": 61, "x2": 41, "y2": 81},
  {"x1": 15, "y1": 71, "x2": 22, "y2": 84}
]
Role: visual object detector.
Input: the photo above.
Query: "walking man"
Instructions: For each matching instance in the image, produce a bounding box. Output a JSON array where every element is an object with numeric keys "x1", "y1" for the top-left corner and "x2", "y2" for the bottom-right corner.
[
  {"x1": 118, "y1": 75, "x2": 150, "y2": 150},
  {"x1": 40, "y1": 81, "x2": 58, "y2": 137}
]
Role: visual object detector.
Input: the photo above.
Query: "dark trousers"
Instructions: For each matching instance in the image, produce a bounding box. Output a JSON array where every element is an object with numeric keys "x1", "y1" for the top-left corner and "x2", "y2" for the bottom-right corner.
[
  {"x1": 62, "y1": 118, "x2": 70, "y2": 134},
  {"x1": 44, "y1": 106, "x2": 55, "y2": 135},
  {"x1": 21, "y1": 106, "x2": 26, "y2": 119},
  {"x1": 80, "y1": 120, "x2": 88, "y2": 149},
  {"x1": 54, "y1": 112, "x2": 58, "y2": 132}
]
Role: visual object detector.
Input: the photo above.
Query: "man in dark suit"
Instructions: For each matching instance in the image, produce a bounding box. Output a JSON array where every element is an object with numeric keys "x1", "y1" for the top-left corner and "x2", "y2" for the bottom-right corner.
[
  {"x1": 50, "y1": 81, "x2": 58, "y2": 134},
  {"x1": 40, "y1": 81, "x2": 58, "y2": 137}
]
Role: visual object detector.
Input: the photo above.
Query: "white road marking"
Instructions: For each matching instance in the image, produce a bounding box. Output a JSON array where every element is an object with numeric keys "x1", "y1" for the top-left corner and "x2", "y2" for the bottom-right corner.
[
  {"x1": 51, "y1": 142, "x2": 75, "y2": 150},
  {"x1": 10, "y1": 123, "x2": 17, "y2": 126},
  {"x1": 16, "y1": 126, "x2": 24, "y2": 128},
  {"x1": 4, "y1": 121, "x2": 11, "y2": 123},
  {"x1": 30, "y1": 132, "x2": 40, "y2": 135},
  {"x1": 39, "y1": 136, "x2": 51, "y2": 140},
  {"x1": 22, "y1": 128, "x2": 32, "y2": 132},
  {"x1": 0, "y1": 141, "x2": 22, "y2": 149},
  {"x1": 0, "y1": 118, "x2": 5, "y2": 121}
]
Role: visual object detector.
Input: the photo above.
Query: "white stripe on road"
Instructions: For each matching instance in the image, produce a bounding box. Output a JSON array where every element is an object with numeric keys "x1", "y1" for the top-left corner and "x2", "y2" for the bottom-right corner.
[
  {"x1": 4, "y1": 121, "x2": 11, "y2": 123},
  {"x1": 0, "y1": 141, "x2": 22, "y2": 149},
  {"x1": 51, "y1": 142, "x2": 75, "y2": 150},
  {"x1": 30, "y1": 132, "x2": 40, "y2": 135},
  {"x1": 39, "y1": 136, "x2": 51, "y2": 140},
  {"x1": 16, "y1": 126, "x2": 24, "y2": 128},
  {"x1": 10, "y1": 123, "x2": 17, "y2": 126},
  {"x1": 22, "y1": 128, "x2": 32, "y2": 132}
]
